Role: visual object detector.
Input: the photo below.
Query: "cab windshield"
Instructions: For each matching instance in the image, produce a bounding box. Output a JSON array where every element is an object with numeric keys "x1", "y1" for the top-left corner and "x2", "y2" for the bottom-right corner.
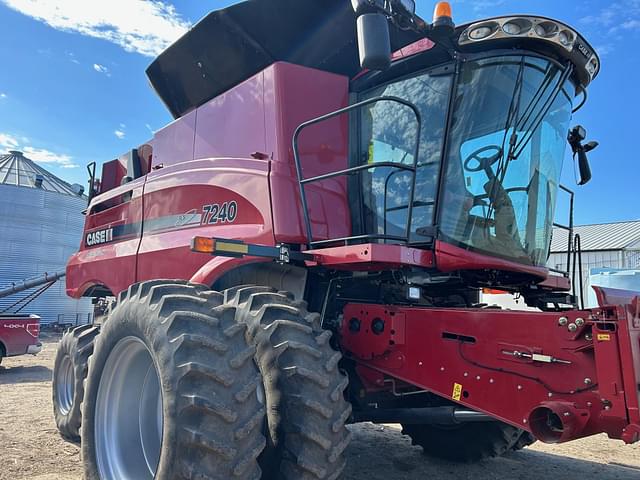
[
  {"x1": 440, "y1": 55, "x2": 573, "y2": 266},
  {"x1": 358, "y1": 54, "x2": 573, "y2": 267}
]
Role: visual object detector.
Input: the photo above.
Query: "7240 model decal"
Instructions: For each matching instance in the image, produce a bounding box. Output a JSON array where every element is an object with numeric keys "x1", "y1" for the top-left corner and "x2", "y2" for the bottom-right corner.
[{"x1": 201, "y1": 201, "x2": 238, "y2": 225}]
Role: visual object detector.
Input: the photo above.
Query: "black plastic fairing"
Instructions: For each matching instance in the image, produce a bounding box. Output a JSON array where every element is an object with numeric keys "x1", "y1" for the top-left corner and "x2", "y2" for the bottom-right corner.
[{"x1": 146, "y1": 0, "x2": 423, "y2": 119}]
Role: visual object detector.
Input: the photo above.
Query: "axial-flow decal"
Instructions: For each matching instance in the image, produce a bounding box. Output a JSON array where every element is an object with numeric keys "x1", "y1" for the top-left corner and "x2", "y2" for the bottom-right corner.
[{"x1": 83, "y1": 201, "x2": 239, "y2": 248}]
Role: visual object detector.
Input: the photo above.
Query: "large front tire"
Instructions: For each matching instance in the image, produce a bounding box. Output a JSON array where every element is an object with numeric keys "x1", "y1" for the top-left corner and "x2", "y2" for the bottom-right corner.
[
  {"x1": 52, "y1": 324, "x2": 100, "y2": 441},
  {"x1": 227, "y1": 286, "x2": 352, "y2": 480},
  {"x1": 82, "y1": 280, "x2": 266, "y2": 480}
]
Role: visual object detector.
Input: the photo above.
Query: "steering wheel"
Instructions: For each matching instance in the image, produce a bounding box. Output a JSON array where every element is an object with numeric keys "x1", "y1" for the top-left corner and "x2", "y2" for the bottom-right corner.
[{"x1": 463, "y1": 145, "x2": 504, "y2": 173}]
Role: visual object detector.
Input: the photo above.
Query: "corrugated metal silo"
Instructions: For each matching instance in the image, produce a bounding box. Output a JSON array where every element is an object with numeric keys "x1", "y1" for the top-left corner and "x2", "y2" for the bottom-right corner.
[{"x1": 0, "y1": 150, "x2": 93, "y2": 325}]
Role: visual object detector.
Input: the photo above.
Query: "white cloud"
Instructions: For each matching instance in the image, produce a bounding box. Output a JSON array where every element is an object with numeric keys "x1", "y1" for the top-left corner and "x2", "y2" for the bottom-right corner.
[
  {"x1": 1, "y1": 0, "x2": 191, "y2": 57},
  {"x1": 93, "y1": 63, "x2": 110, "y2": 75},
  {"x1": 23, "y1": 146, "x2": 78, "y2": 168},
  {"x1": 471, "y1": 0, "x2": 506, "y2": 14},
  {"x1": 0, "y1": 133, "x2": 20, "y2": 150},
  {"x1": 0, "y1": 132, "x2": 78, "y2": 168},
  {"x1": 595, "y1": 44, "x2": 613, "y2": 57},
  {"x1": 66, "y1": 51, "x2": 80, "y2": 64},
  {"x1": 0, "y1": 93, "x2": 6, "y2": 99},
  {"x1": 580, "y1": 1, "x2": 640, "y2": 32},
  {"x1": 622, "y1": 19, "x2": 640, "y2": 30},
  {"x1": 114, "y1": 129, "x2": 126, "y2": 139},
  {"x1": 578, "y1": 1, "x2": 640, "y2": 58}
]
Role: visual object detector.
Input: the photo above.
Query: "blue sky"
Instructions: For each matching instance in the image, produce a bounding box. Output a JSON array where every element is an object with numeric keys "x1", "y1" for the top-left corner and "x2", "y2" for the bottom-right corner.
[{"x1": 0, "y1": 0, "x2": 637, "y2": 225}]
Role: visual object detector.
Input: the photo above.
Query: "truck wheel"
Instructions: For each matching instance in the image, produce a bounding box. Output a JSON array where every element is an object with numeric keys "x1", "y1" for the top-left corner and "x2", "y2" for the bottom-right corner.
[
  {"x1": 52, "y1": 323, "x2": 100, "y2": 441},
  {"x1": 227, "y1": 286, "x2": 352, "y2": 480},
  {"x1": 81, "y1": 280, "x2": 266, "y2": 480},
  {"x1": 401, "y1": 421, "x2": 523, "y2": 462}
]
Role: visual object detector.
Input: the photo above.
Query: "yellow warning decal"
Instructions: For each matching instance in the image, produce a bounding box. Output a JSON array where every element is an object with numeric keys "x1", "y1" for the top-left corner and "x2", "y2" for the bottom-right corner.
[
  {"x1": 597, "y1": 333, "x2": 611, "y2": 341},
  {"x1": 452, "y1": 383, "x2": 463, "y2": 401}
]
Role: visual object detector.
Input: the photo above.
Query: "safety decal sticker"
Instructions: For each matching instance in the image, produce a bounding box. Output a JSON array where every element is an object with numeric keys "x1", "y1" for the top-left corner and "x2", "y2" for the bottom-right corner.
[
  {"x1": 452, "y1": 382, "x2": 463, "y2": 401},
  {"x1": 596, "y1": 333, "x2": 611, "y2": 341}
]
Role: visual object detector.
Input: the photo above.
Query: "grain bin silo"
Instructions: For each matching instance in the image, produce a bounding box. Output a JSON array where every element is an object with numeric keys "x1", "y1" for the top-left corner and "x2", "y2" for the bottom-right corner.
[{"x1": 0, "y1": 150, "x2": 93, "y2": 325}]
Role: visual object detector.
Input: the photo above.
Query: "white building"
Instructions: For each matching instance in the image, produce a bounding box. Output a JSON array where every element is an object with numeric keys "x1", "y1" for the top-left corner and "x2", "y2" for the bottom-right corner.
[
  {"x1": 0, "y1": 150, "x2": 93, "y2": 325},
  {"x1": 548, "y1": 220, "x2": 640, "y2": 303}
]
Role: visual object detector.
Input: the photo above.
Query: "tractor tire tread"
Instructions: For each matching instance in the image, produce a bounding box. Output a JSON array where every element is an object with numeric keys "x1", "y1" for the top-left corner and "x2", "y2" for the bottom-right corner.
[
  {"x1": 81, "y1": 280, "x2": 266, "y2": 480},
  {"x1": 228, "y1": 286, "x2": 352, "y2": 480},
  {"x1": 52, "y1": 323, "x2": 100, "y2": 441},
  {"x1": 402, "y1": 421, "x2": 523, "y2": 462}
]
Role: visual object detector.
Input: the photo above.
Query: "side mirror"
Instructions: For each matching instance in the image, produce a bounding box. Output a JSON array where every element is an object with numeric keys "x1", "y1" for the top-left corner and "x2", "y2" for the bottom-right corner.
[
  {"x1": 576, "y1": 150, "x2": 592, "y2": 186},
  {"x1": 356, "y1": 13, "x2": 391, "y2": 71},
  {"x1": 568, "y1": 125, "x2": 597, "y2": 186}
]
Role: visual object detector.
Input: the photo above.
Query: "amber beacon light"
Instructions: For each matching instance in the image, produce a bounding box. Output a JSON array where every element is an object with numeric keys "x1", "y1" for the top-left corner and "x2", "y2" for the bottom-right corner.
[{"x1": 433, "y1": 2, "x2": 453, "y2": 27}]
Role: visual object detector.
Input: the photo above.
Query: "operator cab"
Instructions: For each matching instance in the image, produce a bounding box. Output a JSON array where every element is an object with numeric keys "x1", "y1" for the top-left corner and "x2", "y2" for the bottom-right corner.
[{"x1": 294, "y1": 3, "x2": 599, "y2": 281}]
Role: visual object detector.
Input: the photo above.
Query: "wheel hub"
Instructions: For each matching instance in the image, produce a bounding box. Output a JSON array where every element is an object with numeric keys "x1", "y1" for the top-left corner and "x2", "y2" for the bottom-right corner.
[
  {"x1": 94, "y1": 336, "x2": 163, "y2": 480},
  {"x1": 55, "y1": 354, "x2": 75, "y2": 415}
]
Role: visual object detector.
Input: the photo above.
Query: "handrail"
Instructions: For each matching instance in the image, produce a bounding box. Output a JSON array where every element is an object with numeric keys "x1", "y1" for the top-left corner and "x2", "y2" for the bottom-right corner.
[{"x1": 292, "y1": 95, "x2": 422, "y2": 248}]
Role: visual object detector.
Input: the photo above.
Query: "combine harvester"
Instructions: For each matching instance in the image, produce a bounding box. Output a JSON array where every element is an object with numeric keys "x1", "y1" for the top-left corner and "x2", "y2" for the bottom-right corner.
[{"x1": 51, "y1": 1, "x2": 640, "y2": 479}]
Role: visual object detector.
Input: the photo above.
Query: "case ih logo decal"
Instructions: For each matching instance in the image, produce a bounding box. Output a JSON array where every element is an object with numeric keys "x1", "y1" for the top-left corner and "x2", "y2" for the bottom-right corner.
[
  {"x1": 577, "y1": 43, "x2": 591, "y2": 59},
  {"x1": 86, "y1": 228, "x2": 114, "y2": 246}
]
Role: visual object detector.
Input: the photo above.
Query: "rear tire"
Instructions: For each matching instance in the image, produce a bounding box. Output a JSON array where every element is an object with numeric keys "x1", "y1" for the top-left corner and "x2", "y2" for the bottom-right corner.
[
  {"x1": 401, "y1": 421, "x2": 523, "y2": 462},
  {"x1": 227, "y1": 286, "x2": 352, "y2": 480},
  {"x1": 512, "y1": 431, "x2": 536, "y2": 451},
  {"x1": 81, "y1": 280, "x2": 266, "y2": 480},
  {"x1": 52, "y1": 324, "x2": 100, "y2": 441}
]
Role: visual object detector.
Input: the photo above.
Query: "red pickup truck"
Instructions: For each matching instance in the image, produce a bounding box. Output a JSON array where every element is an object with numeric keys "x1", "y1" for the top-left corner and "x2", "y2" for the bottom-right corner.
[{"x1": 0, "y1": 314, "x2": 42, "y2": 364}]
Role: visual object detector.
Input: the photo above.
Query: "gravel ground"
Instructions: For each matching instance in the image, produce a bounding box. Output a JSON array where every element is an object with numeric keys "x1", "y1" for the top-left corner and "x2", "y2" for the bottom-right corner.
[{"x1": 1, "y1": 338, "x2": 639, "y2": 480}]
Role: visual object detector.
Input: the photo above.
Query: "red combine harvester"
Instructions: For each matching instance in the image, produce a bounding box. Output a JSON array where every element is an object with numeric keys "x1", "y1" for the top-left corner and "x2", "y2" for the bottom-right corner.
[{"x1": 52, "y1": 1, "x2": 639, "y2": 479}]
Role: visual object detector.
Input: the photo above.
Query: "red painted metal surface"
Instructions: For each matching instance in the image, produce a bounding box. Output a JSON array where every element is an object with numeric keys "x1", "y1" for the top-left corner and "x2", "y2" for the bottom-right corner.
[
  {"x1": 99, "y1": 158, "x2": 126, "y2": 193},
  {"x1": 307, "y1": 243, "x2": 434, "y2": 270},
  {"x1": 194, "y1": 72, "x2": 268, "y2": 161},
  {"x1": 151, "y1": 109, "x2": 197, "y2": 169},
  {"x1": 67, "y1": 62, "x2": 352, "y2": 297},
  {"x1": 0, "y1": 315, "x2": 41, "y2": 357},
  {"x1": 435, "y1": 240, "x2": 549, "y2": 280},
  {"x1": 341, "y1": 299, "x2": 640, "y2": 444},
  {"x1": 136, "y1": 158, "x2": 274, "y2": 283},
  {"x1": 268, "y1": 62, "x2": 351, "y2": 244},
  {"x1": 67, "y1": 178, "x2": 145, "y2": 298},
  {"x1": 538, "y1": 274, "x2": 572, "y2": 291}
]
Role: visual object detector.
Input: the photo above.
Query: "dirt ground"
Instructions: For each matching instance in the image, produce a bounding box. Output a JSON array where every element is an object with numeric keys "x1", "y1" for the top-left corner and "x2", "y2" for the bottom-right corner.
[{"x1": 1, "y1": 338, "x2": 639, "y2": 480}]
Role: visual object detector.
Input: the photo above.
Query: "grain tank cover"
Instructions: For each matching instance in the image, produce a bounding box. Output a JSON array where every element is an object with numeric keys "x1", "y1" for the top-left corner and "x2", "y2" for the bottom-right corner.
[{"x1": 146, "y1": 0, "x2": 423, "y2": 118}]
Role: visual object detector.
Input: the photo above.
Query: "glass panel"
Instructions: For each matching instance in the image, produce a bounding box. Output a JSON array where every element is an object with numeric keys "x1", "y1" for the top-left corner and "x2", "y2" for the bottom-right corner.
[
  {"x1": 440, "y1": 56, "x2": 573, "y2": 266},
  {"x1": 360, "y1": 71, "x2": 452, "y2": 241}
]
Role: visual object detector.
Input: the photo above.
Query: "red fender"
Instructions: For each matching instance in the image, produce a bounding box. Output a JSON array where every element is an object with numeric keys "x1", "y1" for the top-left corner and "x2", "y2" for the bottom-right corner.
[{"x1": 189, "y1": 256, "x2": 271, "y2": 287}]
